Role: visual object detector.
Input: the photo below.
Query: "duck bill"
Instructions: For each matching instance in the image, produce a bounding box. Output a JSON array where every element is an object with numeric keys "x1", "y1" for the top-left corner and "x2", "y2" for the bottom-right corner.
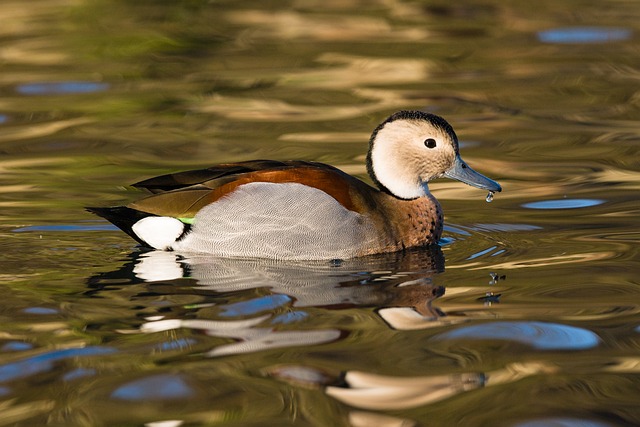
[{"x1": 444, "y1": 156, "x2": 502, "y2": 192}]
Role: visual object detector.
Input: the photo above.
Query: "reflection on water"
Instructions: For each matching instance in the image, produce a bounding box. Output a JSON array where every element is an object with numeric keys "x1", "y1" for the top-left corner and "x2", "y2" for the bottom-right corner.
[
  {"x1": 16, "y1": 81, "x2": 110, "y2": 95},
  {"x1": 326, "y1": 360, "x2": 559, "y2": 411},
  {"x1": 1, "y1": 0, "x2": 640, "y2": 425},
  {"x1": 80, "y1": 247, "x2": 638, "y2": 425},
  {"x1": 431, "y1": 321, "x2": 601, "y2": 350},
  {"x1": 111, "y1": 374, "x2": 195, "y2": 401},
  {"x1": 138, "y1": 316, "x2": 341, "y2": 358},
  {"x1": 537, "y1": 27, "x2": 633, "y2": 44},
  {"x1": 92, "y1": 246, "x2": 445, "y2": 312},
  {"x1": 327, "y1": 369, "x2": 486, "y2": 411},
  {"x1": 522, "y1": 198, "x2": 605, "y2": 210}
]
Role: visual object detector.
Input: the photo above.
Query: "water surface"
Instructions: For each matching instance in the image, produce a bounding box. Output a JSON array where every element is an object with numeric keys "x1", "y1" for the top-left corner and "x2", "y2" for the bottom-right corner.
[{"x1": 1, "y1": 1, "x2": 639, "y2": 426}]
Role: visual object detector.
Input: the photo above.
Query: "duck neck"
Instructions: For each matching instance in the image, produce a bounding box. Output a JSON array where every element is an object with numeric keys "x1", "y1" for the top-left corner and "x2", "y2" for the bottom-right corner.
[{"x1": 378, "y1": 191, "x2": 443, "y2": 248}]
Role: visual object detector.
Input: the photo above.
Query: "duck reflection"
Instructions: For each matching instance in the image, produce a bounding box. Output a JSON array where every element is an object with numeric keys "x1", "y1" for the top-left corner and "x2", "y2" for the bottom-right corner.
[
  {"x1": 88, "y1": 246, "x2": 450, "y2": 356},
  {"x1": 86, "y1": 247, "x2": 554, "y2": 416},
  {"x1": 178, "y1": 250, "x2": 444, "y2": 315}
]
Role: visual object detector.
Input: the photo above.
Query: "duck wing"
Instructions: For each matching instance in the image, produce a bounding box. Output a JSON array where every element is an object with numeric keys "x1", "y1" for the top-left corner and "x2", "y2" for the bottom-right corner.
[
  {"x1": 132, "y1": 160, "x2": 324, "y2": 193},
  {"x1": 127, "y1": 163, "x2": 377, "y2": 219}
]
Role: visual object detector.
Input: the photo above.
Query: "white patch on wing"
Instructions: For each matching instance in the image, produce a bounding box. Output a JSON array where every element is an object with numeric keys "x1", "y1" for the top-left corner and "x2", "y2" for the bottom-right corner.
[
  {"x1": 132, "y1": 216, "x2": 185, "y2": 250},
  {"x1": 172, "y1": 182, "x2": 379, "y2": 260}
]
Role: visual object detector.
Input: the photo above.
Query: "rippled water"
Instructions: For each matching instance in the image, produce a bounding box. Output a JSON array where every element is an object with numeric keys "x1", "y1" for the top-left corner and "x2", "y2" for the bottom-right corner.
[{"x1": 1, "y1": 1, "x2": 639, "y2": 426}]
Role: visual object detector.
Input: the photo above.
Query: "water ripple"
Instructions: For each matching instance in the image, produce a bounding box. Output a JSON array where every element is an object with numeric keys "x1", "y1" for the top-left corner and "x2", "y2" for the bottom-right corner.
[
  {"x1": 522, "y1": 199, "x2": 605, "y2": 210},
  {"x1": 0, "y1": 346, "x2": 116, "y2": 383},
  {"x1": 219, "y1": 294, "x2": 292, "y2": 317},
  {"x1": 16, "y1": 81, "x2": 110, "y2": 95},
  {"x1": 111, "y1": 374, "x2": 194, "y2": 401},
  {"x1": 432, "y1": 321, "x2": 600, "y2": 350},
  {"x1": 538, "y1": 27, "x2": 632, "y2": 44}
]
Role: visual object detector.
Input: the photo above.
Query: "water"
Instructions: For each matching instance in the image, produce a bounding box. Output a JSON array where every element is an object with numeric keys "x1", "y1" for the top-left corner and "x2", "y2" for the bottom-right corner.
[
  {"x1": 485, "y1": 191, "x2": 494, "y2": 203},
  {"x1": 1, "y1": 1, "x2": 639, "y2": 426}
]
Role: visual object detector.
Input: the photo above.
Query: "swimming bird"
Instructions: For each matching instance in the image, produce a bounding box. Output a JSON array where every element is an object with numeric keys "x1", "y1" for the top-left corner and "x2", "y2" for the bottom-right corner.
[{"x1": 87, "y1": 110, "x2": 501, "y2": 260}]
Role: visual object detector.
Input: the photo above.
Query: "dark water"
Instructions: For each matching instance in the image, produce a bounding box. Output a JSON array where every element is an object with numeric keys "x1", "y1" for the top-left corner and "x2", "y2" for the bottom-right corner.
[{"x1": 1, "y1": 1, "x2": 639, "y2": 426}]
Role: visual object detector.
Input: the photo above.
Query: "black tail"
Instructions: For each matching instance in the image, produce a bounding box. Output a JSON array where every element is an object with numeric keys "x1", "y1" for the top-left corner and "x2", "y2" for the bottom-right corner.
[{"x1": 86, "y1": 206, "x2": 156, "y2": 247}]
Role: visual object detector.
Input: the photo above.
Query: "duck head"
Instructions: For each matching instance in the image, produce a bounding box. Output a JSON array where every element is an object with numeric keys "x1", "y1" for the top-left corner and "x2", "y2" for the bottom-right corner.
[{"x1": 366, "y1": 110, "x2": 502, "y2": 199}]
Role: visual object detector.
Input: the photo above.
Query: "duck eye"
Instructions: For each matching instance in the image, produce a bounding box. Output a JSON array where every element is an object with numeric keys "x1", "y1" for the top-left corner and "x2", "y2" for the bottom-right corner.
[{"x1": 424, "y1": 138, "x2": 437, "y2": 149}]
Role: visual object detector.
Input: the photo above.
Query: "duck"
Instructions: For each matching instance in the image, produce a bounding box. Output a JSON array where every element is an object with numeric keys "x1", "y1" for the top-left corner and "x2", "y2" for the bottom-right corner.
[{"x1": 87, "y1": 110, "x2": 501, "y2": 260}]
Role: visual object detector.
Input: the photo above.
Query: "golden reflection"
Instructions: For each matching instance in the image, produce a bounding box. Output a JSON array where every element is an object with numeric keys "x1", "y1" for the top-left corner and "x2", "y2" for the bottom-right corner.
[
  {"x1": 593, "y1": 168, "x2": 640, "y2": 189},
  {"x1": 196, "y1": 95, "x2": 362, "y2": 121},
  {"x1": 0, "y1": 118, "x2": 92, "y2": 142},
  {"x1": 604, "y1": 357, "x2": 640, "y2": 373},
  {"x1": 26, "y1": 321, "x2": 70, "y2": 333},
  {"x1": 0, "y1": 0, "x2": 68, "y2": 37},
  {"x1": 0, "y1": 399, "x2": 56, "y2": 425},
  {"x1": 282, "y1": 53, "x2": 431, "y2": 89},
  {"x1": 0, "y1": 157, "x2": 68, "y2": 172},
  {"x1": 326, "y1": 370, "x2": 483, "y2": 410},
  {"x1": 326, "y1": 361, "x2": 557, "y2": 411},
  {"x1": 348, "y1": 411, "x2": 416, "y2": 427},
  {"x1": 560, "y1": 308, "x2": 640, "y2": 321},
  {"x1": 145, "y1": 420, "x2": 184, "y2": 427},
  {"x1": 193, "y1": 92, "x2": 408, "y2": 122},
  {"x1": 193, "y1": 58, "x2": 435, "y2": 121},
  {"x1": 226, "y1": 10, "x2": 428, "y2": 42},
  {"x1": 278, "y1": 132, "x2": 368, "y2": 143},
  {"x1": 449, "y1": 251, "x2": 615, "y2": 270},
  {"x1": 0, "y1": 38, "x2": 68, "y2": 65},
  {"x1": 337, "y1": 163, "x2": 368, "y2": 176},
  {"x1": 485, "y1": 361, "x2": 558, "y2": 384},
  {"x1": 378, "y1": 305, "x2": 465, "y2": 330},
  {"x1": 0, "y1": 184, "x2": 36, "y2": 195}
]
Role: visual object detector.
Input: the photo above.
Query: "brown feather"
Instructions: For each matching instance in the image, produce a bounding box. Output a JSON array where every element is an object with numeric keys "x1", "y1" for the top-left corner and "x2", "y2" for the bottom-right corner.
[
  {"x1": 133, "y1": 160, "x2": 325, "y2": 193},
  {"x1": 127, "y1": 163, "x2": 373, "y2": 218}
]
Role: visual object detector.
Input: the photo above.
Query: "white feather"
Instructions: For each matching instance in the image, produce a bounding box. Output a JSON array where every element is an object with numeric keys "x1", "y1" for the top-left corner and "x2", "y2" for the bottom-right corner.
[
  {"x1": 172, "y1": 182, "x2": 380, "y2": 260},
  {"x1": 132, "y1": 216, "x2": 185, "y2": 250}
]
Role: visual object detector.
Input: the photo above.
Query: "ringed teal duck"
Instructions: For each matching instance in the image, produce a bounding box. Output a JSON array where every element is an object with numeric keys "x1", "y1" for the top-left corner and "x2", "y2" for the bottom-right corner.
[{"x1": 87, "y1": 110, "x2": 501, "y2": 260}]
